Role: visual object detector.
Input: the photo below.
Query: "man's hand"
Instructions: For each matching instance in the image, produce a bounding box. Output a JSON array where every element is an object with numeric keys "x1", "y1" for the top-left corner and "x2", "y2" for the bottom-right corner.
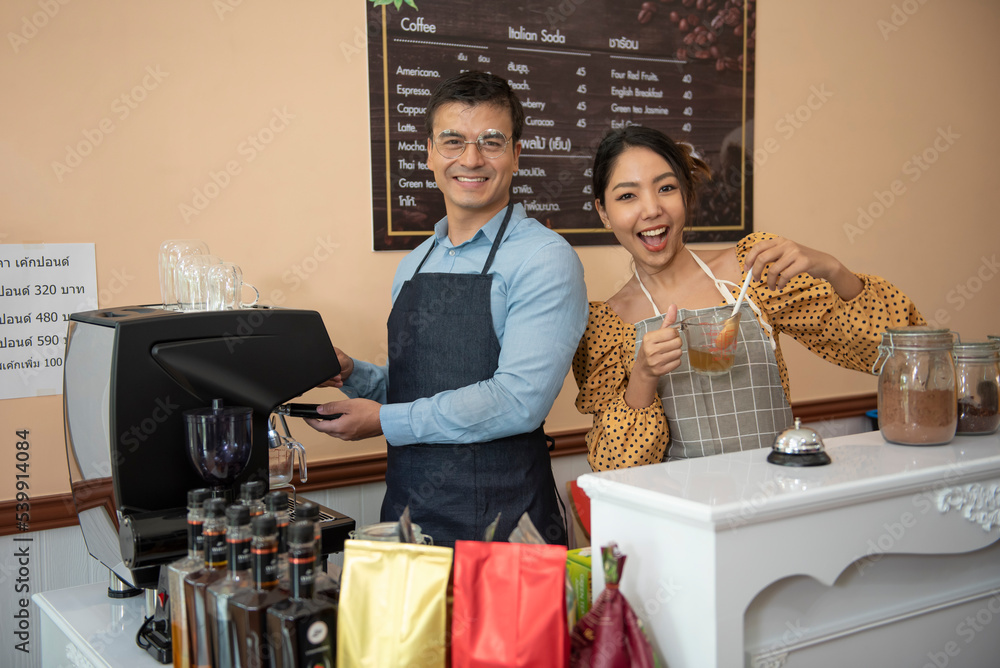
[
  {"x1": 304, "y1": 398, "x2": 383, "y2": 441},
  {"x1": 317, "y1": 347, "x2": 355, "y2": 388}
]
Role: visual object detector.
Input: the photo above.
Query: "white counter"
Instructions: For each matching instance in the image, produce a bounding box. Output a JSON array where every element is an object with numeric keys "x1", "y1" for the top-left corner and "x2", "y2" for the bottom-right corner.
[
  {"x1": 578, "y1": 430, "x2": 1000, "y2": 668},
  {"x1": 33, "y1": 583, "x2": 163, "y2": 668}
]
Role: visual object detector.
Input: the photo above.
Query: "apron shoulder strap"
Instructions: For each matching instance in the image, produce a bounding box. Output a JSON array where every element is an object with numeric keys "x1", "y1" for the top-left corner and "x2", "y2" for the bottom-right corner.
[
  {"x1": 412, "y1": 201, "x2": 515, "y2": 278},
  {"x1": 634, "y1": 269, "x2": 662, "y2": 317},
  {"x1": 687, "y1": 247, "x2": 739, "y2": 304},
  {"x1": 632, "y1": 246, "x2": 738, "y2": 316},
  {"x1": 480, "y1": 201, "x2": 515, "y2": 275},
  {"x1": 412, "y1": 238, "x2": 438, "y2": 277},
  {"x1": 688, "y1": 247, "x2": 777, "y2": 351}
]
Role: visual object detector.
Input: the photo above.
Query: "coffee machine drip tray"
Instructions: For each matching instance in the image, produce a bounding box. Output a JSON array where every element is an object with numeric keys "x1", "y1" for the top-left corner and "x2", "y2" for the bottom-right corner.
[{"x1": 289, "y1": 498, "x2": 355, "y2": 557}]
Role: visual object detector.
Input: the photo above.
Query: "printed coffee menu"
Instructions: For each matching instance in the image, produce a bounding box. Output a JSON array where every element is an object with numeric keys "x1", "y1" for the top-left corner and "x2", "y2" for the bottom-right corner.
[
  {"x1": 0, "y1": 244, "x2": 97, "y2": 400},
  {"x1": 366, "y1": 0, "x2": 756, "y2": 250}
]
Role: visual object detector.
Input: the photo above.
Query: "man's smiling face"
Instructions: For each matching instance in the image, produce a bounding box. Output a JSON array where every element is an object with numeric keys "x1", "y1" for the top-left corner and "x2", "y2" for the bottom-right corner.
[{"x1": 426, "y1": 101, "x2": 521, "y2": 229}]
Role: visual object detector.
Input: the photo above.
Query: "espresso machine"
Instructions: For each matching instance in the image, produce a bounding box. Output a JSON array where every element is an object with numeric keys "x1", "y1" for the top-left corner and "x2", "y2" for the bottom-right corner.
[{"x1": 62, "y1": 305, "x2": 355, "y2": 645}]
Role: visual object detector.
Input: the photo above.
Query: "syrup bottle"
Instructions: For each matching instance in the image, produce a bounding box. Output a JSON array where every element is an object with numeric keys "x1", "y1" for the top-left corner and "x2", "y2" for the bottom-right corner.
[
  {"x1": 207, "y1": 504, "x2": 253, "y2": 668},
  {"x1": 229, "y1": 515, "x2": 289, "y2": 668},
  {"x1": 266, "y1": 521, "x2": 337, "y2": 668},
  {"x1": 167, "y1": 488, "x2": 211, "y2": 668},
  {"x1": 264, "y1": 490, "x2": 290, "y2": 586},
  {"x1": 183, "y1": 498, "x2": 227, "y2": 668},
  {"x1": 239, "y1": 479, "x2": 266, "y2": 518},
  {"x1": 295, "y1": 501, "x2": 340, "y2": 604}
]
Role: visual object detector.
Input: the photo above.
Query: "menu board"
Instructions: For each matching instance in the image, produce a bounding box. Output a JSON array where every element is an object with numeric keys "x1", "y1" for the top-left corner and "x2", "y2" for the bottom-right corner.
[{"x1": 367, "y1": 0, "x2": 755, "y2": 250}]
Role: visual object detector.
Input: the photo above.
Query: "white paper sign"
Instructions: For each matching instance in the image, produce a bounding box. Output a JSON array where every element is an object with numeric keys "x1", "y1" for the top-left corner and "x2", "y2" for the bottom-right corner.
[{"x1": 0, "y1": 244, "x2": 98, "y2": 400}]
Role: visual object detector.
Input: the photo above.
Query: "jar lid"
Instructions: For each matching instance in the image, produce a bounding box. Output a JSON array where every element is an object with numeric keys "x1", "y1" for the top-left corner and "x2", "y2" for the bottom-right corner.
[
  {"x1": 349, "y1": 521, "x2": 428, "y2": 543},
  {"x1": 953, "y1": 340, "x2": 1000, "y2": 360},
  {"x1": 881, "y1": 327, "x2": 955, "y2": 350}
]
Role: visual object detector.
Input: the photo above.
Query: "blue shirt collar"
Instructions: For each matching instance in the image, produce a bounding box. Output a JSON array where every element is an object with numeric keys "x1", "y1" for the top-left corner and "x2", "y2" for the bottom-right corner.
[{"x1": 433, "y1": 202, "x2": 526, "y2": 248}]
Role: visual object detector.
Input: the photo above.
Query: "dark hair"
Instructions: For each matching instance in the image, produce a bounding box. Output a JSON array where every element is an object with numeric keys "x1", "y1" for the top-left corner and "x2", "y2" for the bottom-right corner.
[
  {"x1": 592, "y1": 126, "x2": 711, "y2": 209},
  {"x1": 424, "y1": 70, "x2": 525, "y2": 143}
]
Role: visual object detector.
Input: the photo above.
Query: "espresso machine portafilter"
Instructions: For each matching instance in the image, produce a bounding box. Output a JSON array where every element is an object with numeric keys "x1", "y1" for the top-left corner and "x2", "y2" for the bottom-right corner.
[{"x1": 63, "y1": 305, "x2": 355, "y2": 591}]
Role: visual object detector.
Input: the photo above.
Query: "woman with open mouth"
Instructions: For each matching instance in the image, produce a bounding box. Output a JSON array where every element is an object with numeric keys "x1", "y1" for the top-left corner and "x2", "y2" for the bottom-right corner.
[{"x1": 573, "y1": 125, "x2": 925, "y2": 470}]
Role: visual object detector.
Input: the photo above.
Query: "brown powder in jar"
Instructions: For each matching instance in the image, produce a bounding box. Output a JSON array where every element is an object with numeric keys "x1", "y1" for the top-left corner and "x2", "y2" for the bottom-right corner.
[{"x1": 880, "y1": 388, "x2": 956, "y2": 445}]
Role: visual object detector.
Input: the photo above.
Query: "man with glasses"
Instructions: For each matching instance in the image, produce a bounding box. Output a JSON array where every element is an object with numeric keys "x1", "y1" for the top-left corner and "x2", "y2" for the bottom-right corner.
[{"x1": 307, "y1": 70, "x2": 587, "y2": 546}]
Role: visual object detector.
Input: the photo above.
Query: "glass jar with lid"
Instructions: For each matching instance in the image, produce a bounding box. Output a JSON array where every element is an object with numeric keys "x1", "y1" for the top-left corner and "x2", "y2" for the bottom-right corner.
[
  {"x1": 874, "y1": 327, "x2": 956, "y2": 446},
  {"x1": 953, "y1": 340, "x2": 1000, "y2": 435},
  {"x1": 348, "y1": 521, "x2": 433, "y2": 544}
]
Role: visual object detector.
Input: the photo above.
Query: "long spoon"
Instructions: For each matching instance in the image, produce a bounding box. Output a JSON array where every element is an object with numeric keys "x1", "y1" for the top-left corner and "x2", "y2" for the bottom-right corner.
[
  {"x1": 714, "y1": 268, "x2": 754, "y2": 349},
  {"x1": 730, "y1": 268, "x2": 754, "y2": 318}
]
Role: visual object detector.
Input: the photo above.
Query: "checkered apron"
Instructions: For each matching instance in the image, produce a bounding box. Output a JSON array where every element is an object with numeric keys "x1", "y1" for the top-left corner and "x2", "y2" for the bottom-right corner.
[{"x1": 633, "y1": 249, "x2": 793, "y2": 460}]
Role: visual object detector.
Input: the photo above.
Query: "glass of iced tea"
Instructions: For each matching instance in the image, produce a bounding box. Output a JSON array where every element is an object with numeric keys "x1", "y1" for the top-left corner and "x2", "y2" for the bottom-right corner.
[{"x1": 681, "y1": 311, "x2": 740, "y2": 376}]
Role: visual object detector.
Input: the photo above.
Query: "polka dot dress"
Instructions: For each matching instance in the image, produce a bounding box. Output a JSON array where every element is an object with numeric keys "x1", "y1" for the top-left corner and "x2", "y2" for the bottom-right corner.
[{"x1": 573, "y1": 232, "x2": 926, "y2": 472}]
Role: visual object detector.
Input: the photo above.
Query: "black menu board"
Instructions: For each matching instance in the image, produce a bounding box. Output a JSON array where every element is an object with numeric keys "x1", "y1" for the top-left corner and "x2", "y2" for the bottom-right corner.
[{"x1": 366, "y1": 0, "x2": 755, "y2": 250}]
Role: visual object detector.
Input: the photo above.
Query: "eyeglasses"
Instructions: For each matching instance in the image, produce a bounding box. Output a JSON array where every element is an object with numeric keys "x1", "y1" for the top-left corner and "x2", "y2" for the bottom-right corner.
[{"x1": 433, "y1": 129, "x2": 511, "y2": 159}]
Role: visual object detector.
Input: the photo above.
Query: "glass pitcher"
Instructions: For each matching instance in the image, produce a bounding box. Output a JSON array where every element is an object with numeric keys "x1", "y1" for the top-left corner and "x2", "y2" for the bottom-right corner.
[{"x1": 268, "y1": 415, "x2": 308, "y2": 493}]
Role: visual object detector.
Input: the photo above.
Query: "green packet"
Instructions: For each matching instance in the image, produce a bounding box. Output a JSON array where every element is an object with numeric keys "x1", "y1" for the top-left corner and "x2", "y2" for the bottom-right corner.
[{"x1": 566, "y1": 547, "x2": 592, "y2": 619}]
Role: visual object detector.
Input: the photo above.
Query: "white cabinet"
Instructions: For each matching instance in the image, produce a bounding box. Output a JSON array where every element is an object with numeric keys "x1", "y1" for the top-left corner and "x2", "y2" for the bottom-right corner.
[
  {"x1": 578, "y1": 430, "x2": 1000, "y2": 667},
  {"x1": 33, "y1": 583, "x2": 163, "y2": 668}
]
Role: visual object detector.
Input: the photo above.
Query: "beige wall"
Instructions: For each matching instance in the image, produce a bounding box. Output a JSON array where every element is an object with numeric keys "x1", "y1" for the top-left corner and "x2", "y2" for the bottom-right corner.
[{"x1": 2, "y1": 0, "x2": 998, "y2": 500}]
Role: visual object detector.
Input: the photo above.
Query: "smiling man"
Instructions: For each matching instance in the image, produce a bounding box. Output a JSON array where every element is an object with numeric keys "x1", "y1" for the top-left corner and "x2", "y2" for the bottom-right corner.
[{"x1": 307, "y1": 71, "x2": 587, "y2": 547}]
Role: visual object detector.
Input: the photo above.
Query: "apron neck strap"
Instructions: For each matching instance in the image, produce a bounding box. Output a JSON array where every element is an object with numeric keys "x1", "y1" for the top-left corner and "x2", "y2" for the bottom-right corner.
[
  {"x1": 634, "y1": 268, "x2": 662, "y2": 317},
  {"x1": 480, "y1": 201, "x2": 515, "y2": 275},
  {"x1": 412, "y1": 201, "x2": 515, "y2": 278},
  {"x1": 634, "y1": 247, "x2": 778, "y2": 351},
  {"x1": 687, "y1": 247, "x2": 739, "y2": 304},
  {"x1": 633, "y1": 246, "x2": 737, "y2": 316}
]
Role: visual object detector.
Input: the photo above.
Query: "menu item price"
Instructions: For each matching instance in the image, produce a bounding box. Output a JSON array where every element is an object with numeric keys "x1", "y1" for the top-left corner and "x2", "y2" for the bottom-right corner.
[{"x1": 367, "y1": 0, "x2": 754, "y2": 250}]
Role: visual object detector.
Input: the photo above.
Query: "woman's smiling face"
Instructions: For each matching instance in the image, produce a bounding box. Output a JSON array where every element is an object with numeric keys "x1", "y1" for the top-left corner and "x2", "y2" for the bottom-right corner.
[{"x1": 596, "y1": 146, "x2": 687, "y2": 270}]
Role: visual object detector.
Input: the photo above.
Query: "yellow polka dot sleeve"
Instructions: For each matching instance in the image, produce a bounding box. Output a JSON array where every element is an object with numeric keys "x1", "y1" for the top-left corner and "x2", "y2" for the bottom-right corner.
[
  {"x1": 735, "y1": 232, "x2": 926, "y2": 377},
  {"x1": 572, "y1": 302, "x2": 669, "y2": 472}
]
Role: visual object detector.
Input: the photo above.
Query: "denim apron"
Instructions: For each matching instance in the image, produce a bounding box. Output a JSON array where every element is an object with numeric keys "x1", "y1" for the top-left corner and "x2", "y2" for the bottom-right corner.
[
  {"x1": 381, "y1": 203, "x2": 567, "y2": 547},
  {"x1": 634, "y1": 248, "x2": 793, "y2": 460}
]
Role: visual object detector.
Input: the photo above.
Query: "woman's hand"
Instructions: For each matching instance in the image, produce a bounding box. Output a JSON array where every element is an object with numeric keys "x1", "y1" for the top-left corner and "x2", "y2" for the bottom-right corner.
[
  {"x1": 743, "y1": 236, "x2": 863, "y2": 300},
  {"x1": 625, "y1": 304, "x2": 682, "y2": 409}
]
